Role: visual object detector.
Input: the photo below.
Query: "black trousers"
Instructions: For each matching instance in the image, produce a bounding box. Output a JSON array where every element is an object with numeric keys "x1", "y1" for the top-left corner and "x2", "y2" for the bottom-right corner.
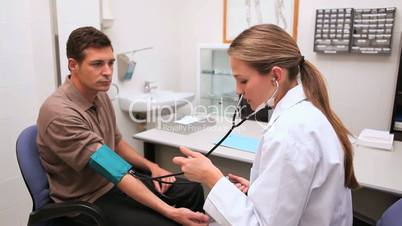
[{"x1": 59, "y1": 175, "x2": 205, "y2": 226}]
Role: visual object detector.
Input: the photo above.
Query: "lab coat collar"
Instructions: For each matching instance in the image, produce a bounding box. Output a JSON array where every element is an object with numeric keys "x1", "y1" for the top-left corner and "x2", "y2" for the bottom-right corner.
[
  {"x1": 265, "y1": 84, "x2": 307, "y2": 131},
  {"x1": 61, "y1": 76, "x2": 100, "y2": 112}
]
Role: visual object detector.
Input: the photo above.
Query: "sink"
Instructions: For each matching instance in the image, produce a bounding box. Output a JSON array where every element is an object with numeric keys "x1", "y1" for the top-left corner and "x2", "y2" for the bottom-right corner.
[{"x1": 118, "y1": 90, "x2": 195, "y2": 113}]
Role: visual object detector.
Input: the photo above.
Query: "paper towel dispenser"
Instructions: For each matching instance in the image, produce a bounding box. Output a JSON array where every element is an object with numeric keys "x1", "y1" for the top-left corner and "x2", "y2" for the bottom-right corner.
[{"x1": 117, "y1": 47, "x2": 153, "y2": 81}]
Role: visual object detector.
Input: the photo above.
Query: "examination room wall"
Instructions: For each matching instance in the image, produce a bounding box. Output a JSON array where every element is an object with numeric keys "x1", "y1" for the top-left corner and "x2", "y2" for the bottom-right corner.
[
  {"x1": 0, "y1": 0, "x2": 57, "y2": 225},
  {"x1": 104, "y1": 0, "x2": 186, "y2": 155},
  {"x1": 178, "y1": 0, "x2": 402, "y2": 136}
]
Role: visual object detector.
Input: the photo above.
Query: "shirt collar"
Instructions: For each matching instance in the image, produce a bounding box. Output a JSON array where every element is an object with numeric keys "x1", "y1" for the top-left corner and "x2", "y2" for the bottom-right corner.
[
  {"x1": 61, "y1": 76, "x2": 99, "y2": 111},
  {"x1": 265, "y1": 84, "x2": 307, "y2": 131}
]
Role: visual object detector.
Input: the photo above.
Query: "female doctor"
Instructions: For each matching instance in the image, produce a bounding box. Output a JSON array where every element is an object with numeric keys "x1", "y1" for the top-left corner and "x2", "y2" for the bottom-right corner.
[{"x1": 173, "y1": 24, "x2": 359, "y2": 226}]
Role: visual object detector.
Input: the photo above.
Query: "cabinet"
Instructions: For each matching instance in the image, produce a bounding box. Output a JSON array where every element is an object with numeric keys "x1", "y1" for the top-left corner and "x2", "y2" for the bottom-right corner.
[
  {"x1": 196, "y1": 43, "x2": 270, "y2": 122},
  {"x1": 197, "y1": 44, "x2": 237, "y2": 115},
  {"x1": 390, "y1": 35, "x2": 402, "y2": 140}
]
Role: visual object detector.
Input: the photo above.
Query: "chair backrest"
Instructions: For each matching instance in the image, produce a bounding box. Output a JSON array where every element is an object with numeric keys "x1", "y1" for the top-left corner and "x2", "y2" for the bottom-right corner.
[
  {"x1": 377, "y1": 199, "x2": 402, "y2": 226},
  {"x1": 16, "y1": 125, "x2": 51, "y2": 211}
]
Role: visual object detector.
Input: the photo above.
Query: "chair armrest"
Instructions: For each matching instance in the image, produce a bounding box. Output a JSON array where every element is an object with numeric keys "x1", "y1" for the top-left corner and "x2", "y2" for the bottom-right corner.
[{"x1": 28, "y1": 201, "x2": 107, "y2": 226}]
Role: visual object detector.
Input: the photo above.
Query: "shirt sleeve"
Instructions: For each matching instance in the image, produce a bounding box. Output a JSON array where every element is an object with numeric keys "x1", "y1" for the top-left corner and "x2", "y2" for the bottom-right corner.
[
  {"x1": 114, "y1": 125, "x2": 122, "y2": 145},
  {"x1": 100, "y1": 92, "x2": 122, "y2": 145},
  {"x1": 204, "y1": 140, "x2": 319, "y2": 226},
  {"x1": 43, "y1": 115, "x2": 103, "y2": 172}
]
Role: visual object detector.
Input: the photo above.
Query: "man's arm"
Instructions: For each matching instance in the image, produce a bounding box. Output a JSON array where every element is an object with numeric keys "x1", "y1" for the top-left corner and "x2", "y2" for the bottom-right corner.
[
  {"x1": 118, "y1": 174, "x2": 208, "y2": 225},
  {"x1": 115, "y1": 139, "x2": 175, "y2": 193},
  {"x1": 115, "y1": 139, "x2": 156, "y2": 171},
  {"x1": 91, "y1": 144, "x2": 208, "y2": 226}
]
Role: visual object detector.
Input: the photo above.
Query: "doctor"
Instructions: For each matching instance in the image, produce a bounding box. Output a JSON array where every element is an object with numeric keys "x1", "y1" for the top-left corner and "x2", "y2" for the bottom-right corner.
[{"x1": 173, "y1": 24, "x2": 359, "y2": 226}]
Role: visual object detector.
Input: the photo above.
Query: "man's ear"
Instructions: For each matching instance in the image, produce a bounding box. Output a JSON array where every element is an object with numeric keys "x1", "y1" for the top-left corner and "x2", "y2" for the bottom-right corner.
[{"x1": 68, "y1": 58, "x2": 78, "y2": 72}]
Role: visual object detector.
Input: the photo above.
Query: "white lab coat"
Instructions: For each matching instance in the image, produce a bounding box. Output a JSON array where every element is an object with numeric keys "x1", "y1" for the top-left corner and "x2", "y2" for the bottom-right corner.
[{"x1": 204, "y1": 84, "x2": 353, "y2": 226}]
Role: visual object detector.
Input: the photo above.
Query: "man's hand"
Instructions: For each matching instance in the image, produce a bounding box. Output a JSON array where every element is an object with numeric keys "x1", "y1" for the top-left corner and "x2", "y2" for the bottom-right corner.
[
  {"x1": 149, "y1": 164, "x2": 176, "y2": 194},
  {"x1": 168, "y1": 207, "x2": 209, "y2": 226},
  {"x1": 227, "y1": 173, "x2": 250, "y2": 193}
]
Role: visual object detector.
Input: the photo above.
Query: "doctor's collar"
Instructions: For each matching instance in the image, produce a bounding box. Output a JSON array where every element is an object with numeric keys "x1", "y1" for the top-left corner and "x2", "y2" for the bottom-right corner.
[{"x1": 265, "y1": 84, "x2": 306, "y2": 131}]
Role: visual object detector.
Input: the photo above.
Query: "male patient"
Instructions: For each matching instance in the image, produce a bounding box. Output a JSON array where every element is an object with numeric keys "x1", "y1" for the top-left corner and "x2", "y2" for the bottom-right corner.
[{"x1": 36, "y1": 26, "x2": 208, "y2": 226}]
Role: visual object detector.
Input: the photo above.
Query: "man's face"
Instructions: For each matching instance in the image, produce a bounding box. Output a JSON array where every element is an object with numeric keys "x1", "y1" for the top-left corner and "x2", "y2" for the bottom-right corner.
[{"x1": 69, "y1": 47, "x2": 115, "y2": 92}]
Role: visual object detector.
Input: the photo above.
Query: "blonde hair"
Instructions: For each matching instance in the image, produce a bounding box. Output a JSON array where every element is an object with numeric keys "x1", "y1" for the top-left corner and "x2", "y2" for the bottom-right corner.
[{"x1": 229, "y1": 24, "x2": 359, "y2": 189}]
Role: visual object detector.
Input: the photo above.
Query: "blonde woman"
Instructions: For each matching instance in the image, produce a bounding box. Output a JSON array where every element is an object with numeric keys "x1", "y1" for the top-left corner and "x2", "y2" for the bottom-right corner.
[{"x1": 173, "y1": 24, "x2": 358, "y2": 226}]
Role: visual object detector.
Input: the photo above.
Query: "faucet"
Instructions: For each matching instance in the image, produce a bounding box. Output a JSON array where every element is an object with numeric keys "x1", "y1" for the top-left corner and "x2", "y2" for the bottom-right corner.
[{"x1": 144, "y1": 81, "x2": 158, "y2": 93}]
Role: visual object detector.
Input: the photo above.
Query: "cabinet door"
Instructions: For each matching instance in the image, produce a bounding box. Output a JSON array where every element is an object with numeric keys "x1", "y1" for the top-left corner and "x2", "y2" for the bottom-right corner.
[{"x1": 199, "y1": 48, "x2": 237, "y2": 115}]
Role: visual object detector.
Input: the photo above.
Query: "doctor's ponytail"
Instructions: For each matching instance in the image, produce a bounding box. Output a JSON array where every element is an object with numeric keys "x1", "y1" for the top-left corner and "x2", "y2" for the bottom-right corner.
[
  {"x1": 229, "y1": 24, "x2": 359, "y2": 189},
  {"x1": 299, "y1": 60, "x2": 359, "y2": 189}
]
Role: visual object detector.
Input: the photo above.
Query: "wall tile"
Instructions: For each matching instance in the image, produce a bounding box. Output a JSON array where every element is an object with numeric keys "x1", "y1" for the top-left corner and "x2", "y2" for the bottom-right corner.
[
  {"x1": 0, "y1": 122, "x2": 9, "y2": 157},
  {"x1": 0, "y1": 3, "x2": 5, "y2": 23},
  {"x1": 1, "y1": 21, "x2": 32, "y2": 57},
  {"x1": 0, "y1": 206, "x2": 20, "y2": 226},
  {"x1": 0, "y1": 87, "x2": 13, "y2": 119},
  {"x1": 0, "y1": 115, "x2": 35, "y2": 150},
  {"x1": 0, "y1": 177, "x2": 28, "y2": 210},
  {"x1": 4, "y1": 57, "x2": 35, "y2": 88},
  {"x1": 0, "y1": 21, "x2": 35, "y2": 88},
  {"x1": 1, "y1": 0, "x2": 31, "y2": 23},
  {"x1": 0, "y1": 148, "x2": 20, "y2": 182},
  {"x1": 0, "y1": 85, "x2": 36, "y2": 120},
  {"x1": 0, "y1": 23, "x2": 5, "y2": 57},
  {"x1": 17, "y1": 201, "x2": 31, "y2": 226},
  {"x1": 16, "y1": 176, "x2": 32, "y2": 209},
  {"x1": 0, "y1": 119, "x2": 13, "y2": 151},
  {"x1": 12, "y1": 85, "x2": 36, "y2": 118}
]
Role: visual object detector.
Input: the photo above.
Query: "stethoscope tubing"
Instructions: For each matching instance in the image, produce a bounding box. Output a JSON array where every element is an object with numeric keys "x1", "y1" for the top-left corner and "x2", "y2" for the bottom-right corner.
[
  {"x1": 130, "y1": 95, "x2": 252, "y2": 184},
  {"x1": 131, "y1": 81, "x2": 278, "y2": 184}
]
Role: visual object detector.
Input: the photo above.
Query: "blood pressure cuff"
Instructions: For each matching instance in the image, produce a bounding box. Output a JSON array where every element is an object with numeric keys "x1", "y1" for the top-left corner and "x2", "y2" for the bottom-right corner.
[{"x1": 89, "y1": 145, "x2": 132, "y2": 184}]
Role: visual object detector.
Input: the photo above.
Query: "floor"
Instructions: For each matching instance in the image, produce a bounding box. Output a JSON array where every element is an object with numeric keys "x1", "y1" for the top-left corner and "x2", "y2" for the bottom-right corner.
[{"x1": 354, "y1": 217, "x2": 375, "y2": 226}]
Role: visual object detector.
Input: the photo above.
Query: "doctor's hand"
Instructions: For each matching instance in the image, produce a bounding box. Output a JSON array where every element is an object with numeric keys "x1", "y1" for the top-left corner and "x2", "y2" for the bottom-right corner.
[
  {"x1": 168, "y1": 207, "x2": 209, "y2": 226},
  {"x1": 149, "y1": 164, "x2": 176, "y2": 194},
  {"x1": 173, "y1": 146, "x2": 224, "y2": 189},
  {"x1": 227, "y1": 173, "x2": 250, "y2": 194}
]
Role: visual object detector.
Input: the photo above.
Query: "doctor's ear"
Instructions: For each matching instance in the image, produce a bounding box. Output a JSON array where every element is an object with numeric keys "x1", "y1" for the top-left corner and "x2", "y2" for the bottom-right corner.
[{"x1": 270, "y1": 66, "x2": 284, "y2": 82}]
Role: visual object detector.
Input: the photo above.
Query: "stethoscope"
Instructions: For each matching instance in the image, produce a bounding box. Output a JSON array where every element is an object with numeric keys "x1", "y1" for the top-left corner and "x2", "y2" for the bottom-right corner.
[{"x1": 129, "y1": 80, "x2": 279, "y2": 185}]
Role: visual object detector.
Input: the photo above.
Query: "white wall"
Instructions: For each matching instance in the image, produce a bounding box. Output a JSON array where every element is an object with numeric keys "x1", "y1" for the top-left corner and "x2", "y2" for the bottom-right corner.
[
  {"x1": 0, "y1": 0, "x2": 56, "y2": 225},
  {"x1": 55, "y1": 0, "x2": 101, "y2": 83},
  {"x1": 176, "y1": 0, "x2": 402, "y2": 135},
  {"x1": 105, "y1": 0, "x2": 186, "y2": 153},
  {"x1": 297, "y1": 0, "x2": 402, "y2": 135},
  {"x1": 177, "y1": 0, "x2": 223, "y2": 93}
]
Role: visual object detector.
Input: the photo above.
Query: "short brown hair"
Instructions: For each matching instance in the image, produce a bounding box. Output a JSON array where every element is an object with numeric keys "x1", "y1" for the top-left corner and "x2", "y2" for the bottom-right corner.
[{"x1": 66, "y1": 26, "x2": 112, "y2": 63}]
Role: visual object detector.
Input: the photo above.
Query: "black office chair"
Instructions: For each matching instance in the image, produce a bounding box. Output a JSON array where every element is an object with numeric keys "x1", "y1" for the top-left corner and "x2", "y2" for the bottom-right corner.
[{"x1": 16, "y1": 125, "x2": 108, "y2": 226}]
